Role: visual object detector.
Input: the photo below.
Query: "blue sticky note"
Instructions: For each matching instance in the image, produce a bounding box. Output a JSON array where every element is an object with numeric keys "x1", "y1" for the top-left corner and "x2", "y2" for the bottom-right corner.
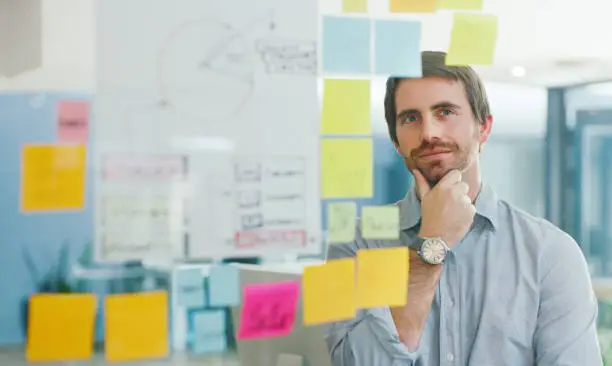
[
  {"x1": 176, "y1": 268, "x2": 206, "y2": 308},
  {"x1": 374, "y1": 20, "x2": 422, "y2": 77},
  {"x1": 208, "y1": 265, "x2": 240, "y2": 306},
  {"x1": 192, "y1": 309, "x2": 226, "y2": 335},
  {"x1": 322, "y1": 16, "x2": 371, "y2": 74},
  {"x1": 193, "y1": 334, "x2": 227, "y2": 354}
]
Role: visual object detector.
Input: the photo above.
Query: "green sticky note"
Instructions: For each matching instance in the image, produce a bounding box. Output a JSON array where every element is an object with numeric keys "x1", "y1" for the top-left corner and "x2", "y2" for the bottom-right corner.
[
  {"x1": 361, "y1": 206, "x2": 400, "y2": 239},
  {"x1": 446, "y1": 13, "x2": 498, "y2": 66},
  {"x1": 327, "y1": 202, "x2": 357, "y2": 243},
  {"x1": 320, "y1": 138, "x2": 373, "y2": 199},
  {"x1": 321, "y1": 79, "x2": 371, "y2": 135}
]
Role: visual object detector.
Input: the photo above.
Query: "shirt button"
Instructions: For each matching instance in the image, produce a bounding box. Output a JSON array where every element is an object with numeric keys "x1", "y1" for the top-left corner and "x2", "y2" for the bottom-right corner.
[{"x1": 446, "y1": 353, "x2": 455, "y2": 362}]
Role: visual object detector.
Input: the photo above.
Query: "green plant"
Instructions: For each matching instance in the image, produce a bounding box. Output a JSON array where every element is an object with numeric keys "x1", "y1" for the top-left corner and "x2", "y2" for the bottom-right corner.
[{"x1": 22, "y1": 241, "x2": 75, "y2": 293}]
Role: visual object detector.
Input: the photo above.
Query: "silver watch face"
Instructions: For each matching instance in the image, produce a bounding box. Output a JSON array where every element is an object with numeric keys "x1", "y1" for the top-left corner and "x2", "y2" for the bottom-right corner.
[{"x1": 421, "y1": 238, "x2": 446, "y2": 264}]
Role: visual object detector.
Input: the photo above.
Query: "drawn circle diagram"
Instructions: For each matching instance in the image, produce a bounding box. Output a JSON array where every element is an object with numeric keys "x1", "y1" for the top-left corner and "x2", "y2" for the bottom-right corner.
[{"x1": 156, "y1": 18, "x2": 258, "y2": 123}]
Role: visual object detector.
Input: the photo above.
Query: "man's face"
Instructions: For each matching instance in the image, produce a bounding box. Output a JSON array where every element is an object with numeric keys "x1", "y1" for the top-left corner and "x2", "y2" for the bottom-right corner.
[{"x1": 393, "y1": 76, "x2": 492, "y2": 186}]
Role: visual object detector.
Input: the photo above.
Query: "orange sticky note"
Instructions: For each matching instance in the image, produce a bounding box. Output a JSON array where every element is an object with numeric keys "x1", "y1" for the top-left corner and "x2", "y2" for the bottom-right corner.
[
  {"x1": 21, "y1": 144, "x2": 86, "y2": 212},
  {"x1": 389, "y1": 0, "x2": 436, "y2": 13},
  {"x1": 356, "y1": 247, "x2": 409, "y2": 308},
  {"x1": 105, "y1": 291, "x2": 169, "y2": 362},
  {"x1": 302, "y1": 258, "x2": 356, "y2": 325},
  {"x1": 26, "y1": 293, "x2": 97, "y2": 362}
]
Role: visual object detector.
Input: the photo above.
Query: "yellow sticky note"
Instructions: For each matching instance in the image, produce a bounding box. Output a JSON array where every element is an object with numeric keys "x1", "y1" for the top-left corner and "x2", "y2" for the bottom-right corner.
[
  {"x1": 437, "y1": 0, "x2": 483, "y2": 10},
  {"x1": 389, "y1": 0, "x2": 436, "y2": 13},
  {"x1": 321, "y1": 79, "x2": 371, "y2": 135},
  {"x1": 356, "y1": 247, "x2": 409, "y2": 308},
  {"x1": 446, "y1": 13, "x2": 498, "y2": 66},
  {"x1": 343, "y1": 0, "x2": 368, "y2": 12},
  {"x1": 328, "y1": 202, "x2": 357, "y2": 243},
  {"x1": 21, "y1": 144, "x2": 86, "y2": 212},
  {"x1": 361, "y1": 205, "x2": 400, "y2": 239},
  {"x1": 105, "y1": 291, "x2": 169, "y2": 362},
  {"x1": 302, "y1": 259, "x2": 356, "y2": 325},
  {"x1": 26, "y1": 293, "x2": 97, "y2": 362},
  {"x1": 321, "y1": 138, "x2": 373, "y2": 198}
]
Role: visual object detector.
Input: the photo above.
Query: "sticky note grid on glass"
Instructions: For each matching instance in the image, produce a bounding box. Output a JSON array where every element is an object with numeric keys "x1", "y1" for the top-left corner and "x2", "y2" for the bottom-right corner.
[
  {"x1": 321, "y1": 138, "x2": 373, "y2": 198},
  {"x1": 389, "y1": 0, "x2": 436, "y2": 13},
  {"x1": 356, "y1": 247, "x2": 409, "y2": 308},
  {"x1": 321, "y1": 79, "x2": 371, "y2": 135},
  {"x1": 374, "y1": 20, "x2": 422, "y2": 77},
  {"x1": 361, "y1": 205, "x2": 400, "y2": 239},
  {"x1": 327, "y1": 202, "x2": 357, "y2": 243},
  {"x1": 322, "y1": 16, "x2": 371, "y2": 74}
]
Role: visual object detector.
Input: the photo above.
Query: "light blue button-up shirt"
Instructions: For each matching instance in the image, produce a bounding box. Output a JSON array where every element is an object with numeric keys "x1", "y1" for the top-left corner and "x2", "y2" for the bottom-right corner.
[{"x1": 325, "y1": 184, "x2": 602, "y2": 365}]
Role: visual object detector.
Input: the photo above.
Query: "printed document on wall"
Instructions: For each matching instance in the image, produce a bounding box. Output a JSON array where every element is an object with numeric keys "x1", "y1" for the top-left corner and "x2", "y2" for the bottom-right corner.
[{"x1": 95, "y1": 0, "x2": 321, "y2": 260}]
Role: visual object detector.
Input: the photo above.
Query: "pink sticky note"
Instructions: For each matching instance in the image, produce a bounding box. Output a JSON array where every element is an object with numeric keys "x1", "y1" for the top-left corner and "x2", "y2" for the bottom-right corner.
[
  {"x1": 236, "y1": 280, "x2": 300, "y2": 340},
  {"x1": 57, "y1": 100, "x2": 90, "y2": 143}
]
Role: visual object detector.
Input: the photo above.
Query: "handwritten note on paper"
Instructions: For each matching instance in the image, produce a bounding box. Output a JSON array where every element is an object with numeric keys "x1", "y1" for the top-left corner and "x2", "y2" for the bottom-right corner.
[
  {"x1": 374, "y1": 20, "x2": 422, "y2": 77},
  {"x1": 208, "y1": 265, "x2": 241, "y2": 307},
  {"x1": 26, "y1": 294, "x2": 97, "y2": 362},
  {"x1": 21, "y1": 144, "x2": 86, "y2": 212},
  {"x1": 389, "y1": 0, "x2": 436, "y2": 13},
  {"x1": 343, "y1": 0, "x2": 367, "y2": 12},
  {"x1": 437, "y1": 0, "x2": 483, "y2": 10},
  {"x1": 302, "y1": 259, "x2": 356, "y2": 325},
  {"x1": 176, "y1": 268, "x2": 206, "y2": 308},
  {"x1": 361, "y1": 205, "x2": 400, "y2": 239},
  {"x1": 321, "y1": 79, "x2": 371, "y2": 135},
  {"x1": 102, "y1": 153, "x2": 186, "y2": 181},
  {"x1": 327, "y1": 202, "x2": 357, "y2": 243},
  {"x1": 57, "y1": 100, "x2": 90, "y2": 143},
  {"x1": 446, "y1": 13, "x2": 498, "y2": 66},
  {"x1": 320, "y1": 138, "x2": 373, "y2": 199},
  {"x1": 237, "y1": 281, "x2": 300, "y2": 340},
  {"x1": 322, "y1": 16, "x2": 371, "y2": 74},
  {"x1": 356, "y1": 247, "x2": 409, "y2": 309},
  {"x1": 105, "y1": 291, "x2": 169, "y2": 362}
]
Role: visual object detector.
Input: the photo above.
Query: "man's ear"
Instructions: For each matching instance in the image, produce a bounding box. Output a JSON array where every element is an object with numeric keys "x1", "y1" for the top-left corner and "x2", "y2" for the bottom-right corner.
[{"x1": 479, "y1": 115, "x2": 493, "y2": 144}]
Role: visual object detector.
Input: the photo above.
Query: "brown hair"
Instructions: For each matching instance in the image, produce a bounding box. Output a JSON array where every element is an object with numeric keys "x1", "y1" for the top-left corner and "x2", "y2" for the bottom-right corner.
[{"x1": 383, "y1": 51, "x2": 491, "y2": 144}]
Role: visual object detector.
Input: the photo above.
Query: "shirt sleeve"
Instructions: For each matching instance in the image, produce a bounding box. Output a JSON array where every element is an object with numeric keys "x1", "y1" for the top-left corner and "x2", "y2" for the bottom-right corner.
[
  {"x1": 534, "y1": 227, "x2": 603, "y2": 365},
  {"x1": 324, "y1": 234, "x2": 420, "y2": 366}
]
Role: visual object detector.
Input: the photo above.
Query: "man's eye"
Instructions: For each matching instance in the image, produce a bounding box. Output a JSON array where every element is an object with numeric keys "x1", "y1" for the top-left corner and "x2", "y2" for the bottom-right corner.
[
  {"x1": 438, "y1": 109, "x2": 453, "y2": 117},
  {"x1": 402, "y1": 115, "x2": 418, "y2": 123}
]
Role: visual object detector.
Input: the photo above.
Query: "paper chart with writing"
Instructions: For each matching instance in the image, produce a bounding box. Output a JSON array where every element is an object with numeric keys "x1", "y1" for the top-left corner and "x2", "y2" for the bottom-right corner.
[
  {"x1": 95, "y1": 153, "x2": 188, "y2": 261},
  {"x1": 96, "y1": 0, "x2": 321, "y2": 260}
]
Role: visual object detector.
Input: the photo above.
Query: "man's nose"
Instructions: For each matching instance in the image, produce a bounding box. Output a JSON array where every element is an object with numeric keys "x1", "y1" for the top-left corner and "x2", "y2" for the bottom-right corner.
[{"x1": 420, "y1": 115, "x2": 443, "y2": 142}]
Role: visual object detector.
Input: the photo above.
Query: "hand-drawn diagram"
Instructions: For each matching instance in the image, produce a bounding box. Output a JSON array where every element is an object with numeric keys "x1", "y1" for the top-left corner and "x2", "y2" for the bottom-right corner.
[
  {"x1": 233, "y1": 156, "x2": 307, "y2": 248},
  {"x1": 102, "y1": 153, "x2": 187, "y2": 181},
  {"x1": 256, "y1": 39, "x2": 317, "y2": 75}
]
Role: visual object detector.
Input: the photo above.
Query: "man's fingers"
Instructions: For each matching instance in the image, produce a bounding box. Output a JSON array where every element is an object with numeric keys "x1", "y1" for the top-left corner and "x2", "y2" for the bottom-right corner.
[
  {"x1": 412, "y1": 169, "x2": 431, "y2": 199},
  {"x1": 438, "y1": 169, "x2": 462, "y2": 188}
]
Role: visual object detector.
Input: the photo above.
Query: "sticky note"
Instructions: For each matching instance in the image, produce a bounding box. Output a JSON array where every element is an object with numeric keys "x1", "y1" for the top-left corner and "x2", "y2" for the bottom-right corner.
[
  {"x1": 193, "y1": 334, "x2": 227, "y2": 354},
  {"x1": 374, "y1": 20, "x2": 422, "y2": 77},
  {"x1": 105, "y1": 291, "x2": 169, "y2": 362},
  {"x1": 21, "y1": 144, "x2": 86, "y2": 212},
  {"x1": 208, "y1": 265, "x2": 240, "y2": 306},
  {"x1": 176, "y1": 268, "x2": 206, "y2": 308},
  {"x1": 343, "y1": 0, "x2": 367, "y2": 12},
  {"x1": 57, "y1": 100, "x2": 90, "y2": 143},
  {"x1": 327, "y1": 202, "x2": 357, "y2": 243},
  {"x1": 192, "y1": 309, "x2": 226, "y2": 336},
  {"x1": 321, "y1": 138, "x2": 373, "y2": 198},
  {"x1": 446, "y1": 13, "x2": 498, "y2": 66},
  {"x1": 356, "y1": 247, "x2": 409, "y2": 308},
  {"x1": 26, "y1": 294, "x2": 96, "y2": 362},
  {"x1": 321, "y1": 79, "x2": 371, "y2": 135},
  {"x1": 237, "y1": 281, "x2": 300, "y2": 340},
  {"x1": 322, "y1": 16, "x2": 371, "y2": 74},
  {"x1": 389, "y1": 0, "x2": 436, "y2": 13},
  {"x1": 437, "y1": 0, "x2": 483, "y2": 10},
  {"x1": 361, "y1": 205, "x2": 400, "y2": 239},
  {"x1": 302, "y1": 259, "x2": 356, "y2": 325}
]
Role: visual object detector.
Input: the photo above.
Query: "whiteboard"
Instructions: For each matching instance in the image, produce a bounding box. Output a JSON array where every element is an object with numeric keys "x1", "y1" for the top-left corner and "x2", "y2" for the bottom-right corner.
[{"x1": 94, "y1": 0, "x2": 321, "y2": 261}]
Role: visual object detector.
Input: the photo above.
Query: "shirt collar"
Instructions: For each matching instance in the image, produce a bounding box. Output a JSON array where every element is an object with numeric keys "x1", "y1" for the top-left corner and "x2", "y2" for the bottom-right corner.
[{"x1": 398, "y1": 182, "x2": 499, "y2": 231}]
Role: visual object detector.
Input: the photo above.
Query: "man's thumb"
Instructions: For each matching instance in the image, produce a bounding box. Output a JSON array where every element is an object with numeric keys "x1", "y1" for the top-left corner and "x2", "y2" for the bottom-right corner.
[{"x1": 412, "y1": 169, "x2": 431, "y2": 200}]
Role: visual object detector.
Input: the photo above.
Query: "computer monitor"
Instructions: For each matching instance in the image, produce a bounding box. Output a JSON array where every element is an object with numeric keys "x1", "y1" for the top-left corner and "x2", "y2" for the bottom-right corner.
[{"x1": 230, "y1": 264, "x2": 333, "y2": 366}]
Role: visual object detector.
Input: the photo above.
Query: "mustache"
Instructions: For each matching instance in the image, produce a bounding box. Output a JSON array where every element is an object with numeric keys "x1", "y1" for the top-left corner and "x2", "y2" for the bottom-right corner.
[{"x1": 410, "y1": 141, "x2": 458, "y2": 158}]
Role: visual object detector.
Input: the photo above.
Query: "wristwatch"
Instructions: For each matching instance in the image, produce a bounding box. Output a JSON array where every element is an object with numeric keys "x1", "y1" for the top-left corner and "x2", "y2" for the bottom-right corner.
[{"x1": 414, "y1": 237, "x2": 449, "y2": 265}]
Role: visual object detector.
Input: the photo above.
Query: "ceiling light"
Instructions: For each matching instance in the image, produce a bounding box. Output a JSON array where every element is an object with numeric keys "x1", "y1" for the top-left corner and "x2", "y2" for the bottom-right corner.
[{"x1": 511, "y1": 66, "x2": 526, "y2": 77}]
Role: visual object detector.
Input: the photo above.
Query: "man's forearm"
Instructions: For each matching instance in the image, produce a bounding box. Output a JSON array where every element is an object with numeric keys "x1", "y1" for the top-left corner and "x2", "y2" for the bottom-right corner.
[{"x1": 390, "y1": 251, "x2": 442, "y2": 352}]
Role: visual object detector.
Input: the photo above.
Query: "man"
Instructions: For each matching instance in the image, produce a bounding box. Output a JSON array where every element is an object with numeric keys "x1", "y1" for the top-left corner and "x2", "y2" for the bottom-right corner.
[{"x1": 325, "y1": 51, "x2": 602, "y2": 365}]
